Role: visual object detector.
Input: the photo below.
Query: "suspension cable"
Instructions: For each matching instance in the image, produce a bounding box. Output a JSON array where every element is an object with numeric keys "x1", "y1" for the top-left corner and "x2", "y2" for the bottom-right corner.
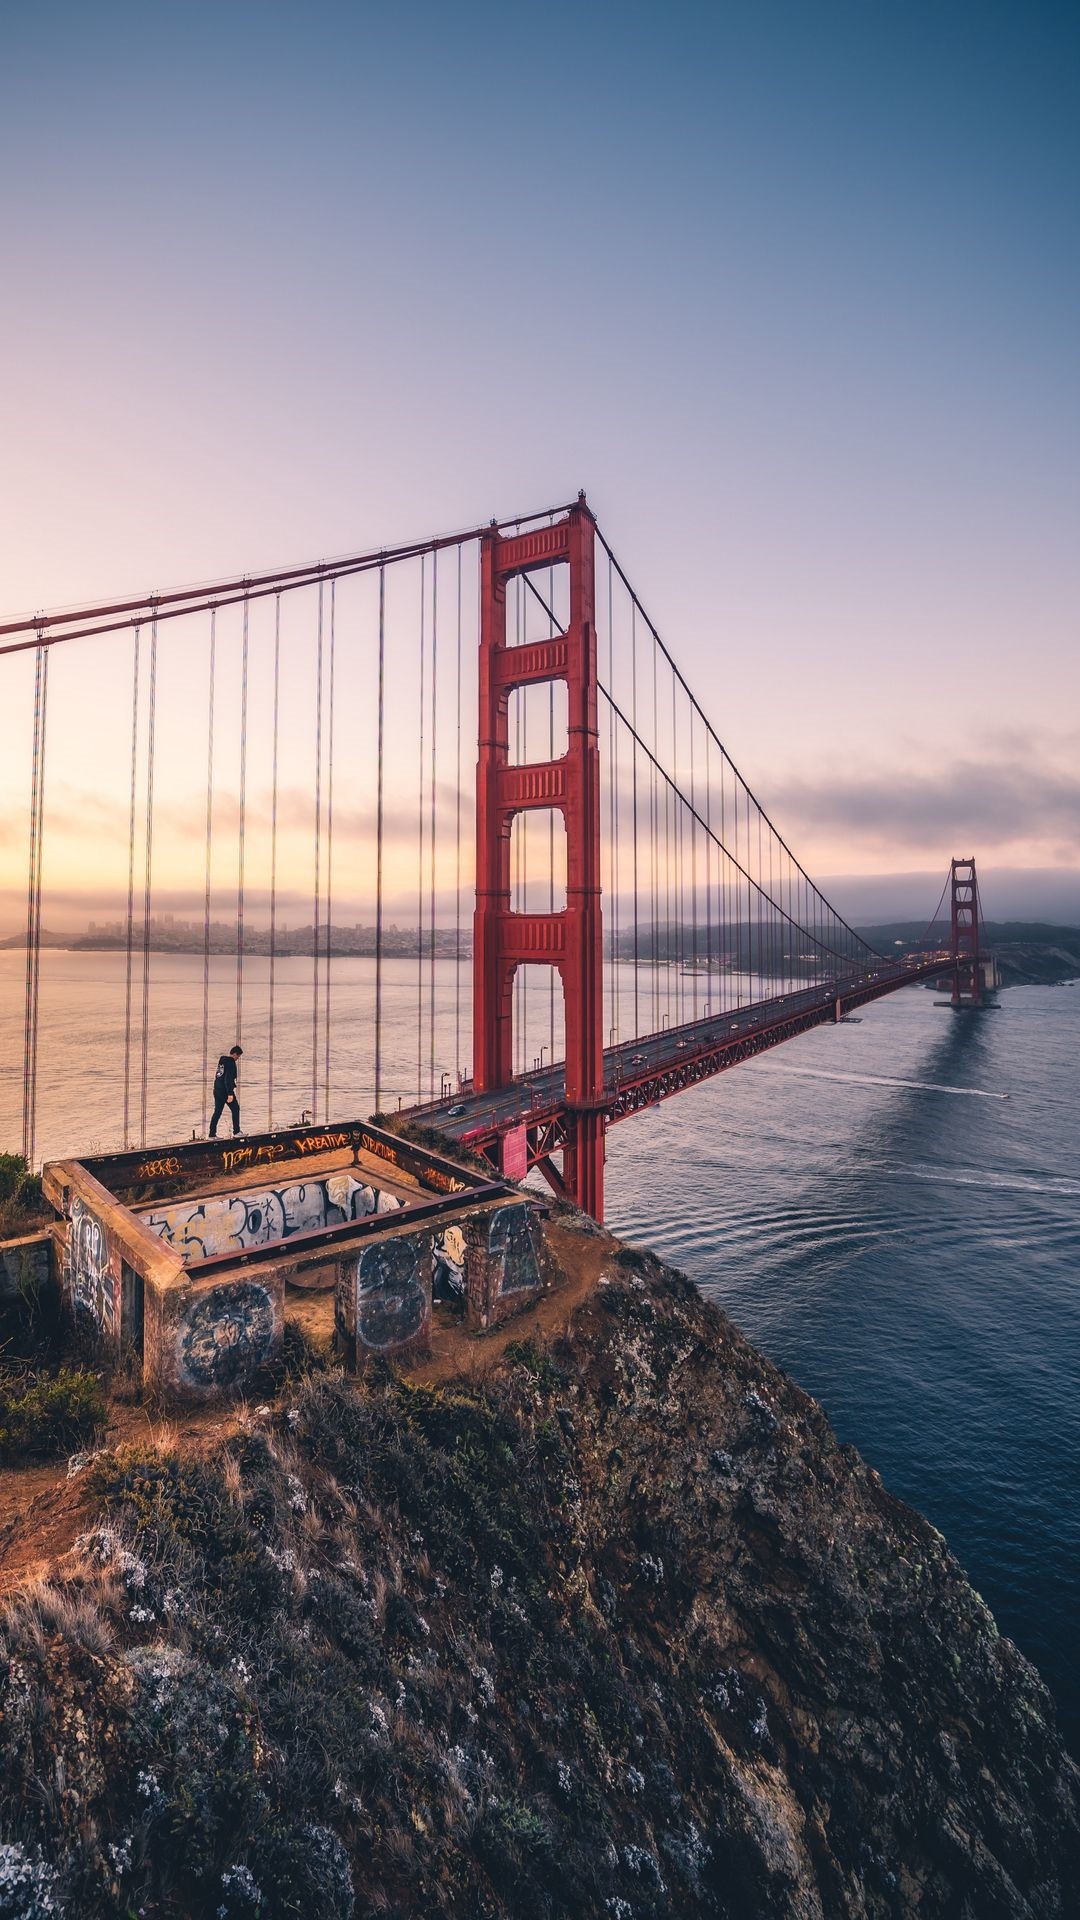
[
  {"x1": 235, "y1": 594, "x2": 249, "y2": 1044},
  {"x1": 21, "y1": 641, "x2": 48, "y2": 1167},
  {"x1": 374, "y1": 564, "x2": 386, "y2": 1111},
  {"x1": 0, "y1": 500, "x2": 581, "y2": 652},
  {"x1": 417, "y1": 554, "x2": 426, "y2": 1102},
  {"x1": 593, "y1": 524, "x2": 880, "y2": 960},
  {"x1": 454, "y1": 547, "x2": 463, "y2": 1081},
  {"x1": 324, "y1": 580, "x2": 336, "y2": 1119},
  {"x1": 630, "y1": 605, "x2": 639, "y2": 1033},
  {"x1": 200, "y1": 611, "x2": 215, "y2": 1132},
  {"x1": 123, "y1": 626, "x2": 141, "y2": 1147},
  {"x1": 268, "y1": 595, "x2": 280, "y2": 1127},
  {"x1": 600, "y1": 685, "x2": 864, "y2": 972},
  {"x1": 138, "y1": 610, "x2": 158, "y2": 1145},
  {"x1": 429, "y1": 551, "x2": 438, "y2": 1100},
  {"x1": 312, "y1": 581, "x2": 324, "y2": 1116}
]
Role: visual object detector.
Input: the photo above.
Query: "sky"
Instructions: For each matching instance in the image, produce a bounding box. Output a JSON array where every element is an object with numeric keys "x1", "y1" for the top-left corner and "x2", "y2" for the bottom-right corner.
[{"x1": 1, "y1": 0, "x2": 1078, "y2": 928}]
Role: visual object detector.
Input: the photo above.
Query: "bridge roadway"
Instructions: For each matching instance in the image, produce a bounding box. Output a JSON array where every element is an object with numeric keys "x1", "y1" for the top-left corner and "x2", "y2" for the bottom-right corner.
[{"x1": 408, "y1": 950, "x2": 954, "y2": 1172}]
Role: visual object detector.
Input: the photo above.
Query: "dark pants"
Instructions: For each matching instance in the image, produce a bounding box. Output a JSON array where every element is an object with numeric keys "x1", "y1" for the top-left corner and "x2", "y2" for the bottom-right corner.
[{"x1": 210, "y1": 1093, "x2": 240, "y2": 1137}]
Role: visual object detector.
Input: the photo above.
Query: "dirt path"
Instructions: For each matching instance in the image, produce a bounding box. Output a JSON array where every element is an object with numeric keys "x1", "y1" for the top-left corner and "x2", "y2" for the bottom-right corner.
[
  {"x1": 409, "y1": 1220, "x2": 617, "y2": 1386},
  {"x1": 0, "y1": 1397, "x2": 245, "y2": 1596}
]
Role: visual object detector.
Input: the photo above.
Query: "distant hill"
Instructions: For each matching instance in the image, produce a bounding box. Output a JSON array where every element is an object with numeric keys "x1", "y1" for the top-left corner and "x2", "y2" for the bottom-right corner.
[{"x1": 857, "y1": 921, "x2": 1080, "y2": 988}]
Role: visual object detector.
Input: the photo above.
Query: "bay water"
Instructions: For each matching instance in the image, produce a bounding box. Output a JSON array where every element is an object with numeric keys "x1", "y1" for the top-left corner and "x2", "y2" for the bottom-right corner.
[{"x1": 2, "y1": 950, "x2": 1077, "y2": 1752}]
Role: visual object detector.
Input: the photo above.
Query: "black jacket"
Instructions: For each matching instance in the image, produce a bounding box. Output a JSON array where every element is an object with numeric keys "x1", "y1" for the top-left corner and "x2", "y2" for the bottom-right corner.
[{"x1": 214, "y1": 1054, "x2": 238, "y2": 1098}]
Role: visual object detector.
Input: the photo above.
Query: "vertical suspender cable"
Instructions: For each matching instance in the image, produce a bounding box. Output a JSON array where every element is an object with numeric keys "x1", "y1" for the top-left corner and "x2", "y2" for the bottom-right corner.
[
  {"x1": 312, "y1": 581, "x2": 324, "y2": 1116},
  {"x1": 428, "y1": 551, "x2": 437, "y2": 1099},
  {"x1": 200, "y1": 613, "x2": 215, "y2": 1130},
  {"x1": 139, "y1": 610, "x2": 158, "y2": 1145},
  {"x1": 454, "y1": 547, "x2": 462, "y2": 1081},
  {"x1": 268, "y1": 595, "x2": 280, "y2": 1128},
  {"x1": 374, "y1": 564, "x2": 386, "y2": 1111},
  {"x1": 671, "y1": 665, "x2": 680, "y2": 1025},
  {"x1": 704, "y1": 731, "x2": 712, "y2": 1011},
  {"x1": 714, "y1": 756, "x2": 722, "y2": 1013},
  {"x1": 21, "y1": 652, "x2": 40, "y2": 1161},
  {"x1": 548, "y1": 547, "x2": 555, "y2": 1061},
  {"x1": 651, "y1": 634, "x2": 660, "y2": 1029},
  {"x1": 123, "y1": 626, "x2": 142, "y2": 1147},
  {"x1": 27, "y1": 646, "x2": 49, "y2": 1167},
  {"x1": 324, "y1": 580, "x2": 336, "y2": 1118},
  {"x1": 513, "y1": 576, "x2": 523, "y2": 1072},
  {"x1": 21, "y1": 640, "x2": 48, "y2": 1167},
  {"x1": 690, "y1": 706, "x2": 698, "y2": 981},
  {"x1": 608, "y1": 556, "x2": 619, "y2": 1041},
  {"x1": 645, "y1": 637, "x2": 657, "y2": 1029},
  {"x1": 417, "y1": 554, "x2": 426, "y2": 1102},
  {"x1": 630, "y1": 603, "x2": 639, "y2": 1037},
  {"x1": 235, "y1": 593, "x2": 249, "y2": 1044}
]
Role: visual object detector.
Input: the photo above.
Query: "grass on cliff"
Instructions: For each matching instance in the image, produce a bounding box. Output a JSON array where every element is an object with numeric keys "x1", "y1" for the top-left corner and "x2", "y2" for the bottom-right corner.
[
  {"x1": 1, "y1": 1255, "x2": 1077, "y2": 1920},
  {"x1": 0, "y1": 1299, "x2": 724, "y2": 1920}
]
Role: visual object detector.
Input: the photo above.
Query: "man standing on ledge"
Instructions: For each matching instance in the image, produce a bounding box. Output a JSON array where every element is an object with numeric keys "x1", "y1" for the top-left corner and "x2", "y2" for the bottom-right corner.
[{"x1": 209, "y1": 1045, "x2": 243, "y2": 1137}]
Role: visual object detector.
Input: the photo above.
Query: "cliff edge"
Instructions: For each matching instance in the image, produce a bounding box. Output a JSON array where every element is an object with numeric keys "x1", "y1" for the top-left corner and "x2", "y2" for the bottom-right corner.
[{"x1": 0, "y1": 1220, "x2": 1076, "y2": 1918}]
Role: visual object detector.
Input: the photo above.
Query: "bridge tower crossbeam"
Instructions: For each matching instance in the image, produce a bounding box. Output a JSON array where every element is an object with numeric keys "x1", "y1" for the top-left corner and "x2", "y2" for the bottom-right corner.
[{"x1": 473, "y1": 496, "x2": 605, "y2": 1217}]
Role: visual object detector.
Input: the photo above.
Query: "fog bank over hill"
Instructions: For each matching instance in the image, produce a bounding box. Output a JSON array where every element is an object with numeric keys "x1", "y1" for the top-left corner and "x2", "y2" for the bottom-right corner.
[{"x1": 823, "y1": 868, "x2": 1080, "y2": 927}]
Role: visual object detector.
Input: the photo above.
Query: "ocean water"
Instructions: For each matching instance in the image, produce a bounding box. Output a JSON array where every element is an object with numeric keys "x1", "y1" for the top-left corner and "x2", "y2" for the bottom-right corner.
[
  {"x1": 606, "y1": 979, "x2": 1080, "y2": 1757},
  {"x1": 2, "y1": 951, "x2": 1078, "y2": 1752}
]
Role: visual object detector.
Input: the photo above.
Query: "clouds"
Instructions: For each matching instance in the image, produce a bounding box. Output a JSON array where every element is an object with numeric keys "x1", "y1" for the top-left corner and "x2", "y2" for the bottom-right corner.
[{"x1": 769, "y1": 740, "x2": 1080, "y2": 865}]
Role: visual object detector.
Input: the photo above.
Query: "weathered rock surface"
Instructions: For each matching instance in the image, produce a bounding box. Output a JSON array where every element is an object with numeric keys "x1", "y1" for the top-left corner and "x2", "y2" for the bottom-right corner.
[{"x1": 0, "y1": 1226, "x2": 1076, "y2": 1918}]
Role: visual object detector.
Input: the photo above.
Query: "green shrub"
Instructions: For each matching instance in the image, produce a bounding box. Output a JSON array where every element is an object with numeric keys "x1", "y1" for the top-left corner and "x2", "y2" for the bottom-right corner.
[
  {"x1": 0, "y1": 1365, "x2": 106, "y2": 1462},
  {"x1": 0, "y1": 1153, "x2": 28, "y2": 1205}
]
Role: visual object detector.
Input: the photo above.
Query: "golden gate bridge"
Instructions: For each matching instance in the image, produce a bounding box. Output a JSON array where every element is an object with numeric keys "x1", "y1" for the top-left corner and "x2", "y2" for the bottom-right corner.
[{"x1": 2, "y1": 495, "x2": 987, "y2": 1220}]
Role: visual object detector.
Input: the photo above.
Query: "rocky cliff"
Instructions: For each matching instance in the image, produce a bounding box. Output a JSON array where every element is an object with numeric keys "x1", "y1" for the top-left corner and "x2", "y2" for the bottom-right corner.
[{"x1": 0, "y1": 1220, "x2": 1076, "y2": 1918}]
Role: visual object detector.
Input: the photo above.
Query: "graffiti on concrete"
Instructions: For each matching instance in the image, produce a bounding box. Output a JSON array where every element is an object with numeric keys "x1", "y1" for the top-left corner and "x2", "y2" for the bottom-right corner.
[
  {"x1": 67, "y1": 1198, "x2": 118, "y2": 1340},
  {"x1": 355, "y1": 1235, "x2": 430, "y2": 1351},
  {"x1": 141, "y1": 1174, "x2": 403, "y2": 1263},
  {"x1": 489, "y1": 1204, "x2": 542, "y2": 1295},
  {"x1": 433, "y1": 1223, "x2": 466, "y2": 1302},
  {"x1": 136, "y1": 1153, "x2": 182, "y2": 1181},
  {"x1": 358, "y1": 1130, "x2": 399, "y2": 1168},
  {"x1": 221, "y1": 1141, "x2": 288, "y2": 1173},
  {"x1": 421, "y1": 1166, "x2": 469, "y2": 1195},
  {"x1": 178, "y1": 1281, "x2": 276, "y2": 1388},
  {"x1": 293, "y1": 1130, "x2": 351, "y2": 1157}
]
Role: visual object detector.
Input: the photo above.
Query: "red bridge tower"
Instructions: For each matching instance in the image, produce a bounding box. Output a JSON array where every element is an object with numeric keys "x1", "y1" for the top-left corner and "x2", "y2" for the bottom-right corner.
[
  {"x1": 473, "y1": 497, "x2": 605, "y2": 1217},
  {"x1": 949, "y1": 857, "x2": 984, "y2": 1006}
]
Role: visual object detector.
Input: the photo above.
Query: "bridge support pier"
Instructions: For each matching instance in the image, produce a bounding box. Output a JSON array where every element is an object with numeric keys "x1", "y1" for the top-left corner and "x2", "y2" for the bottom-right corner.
[{"x1": 473, "y1": 497, "x2": 606, "y2": 1219}]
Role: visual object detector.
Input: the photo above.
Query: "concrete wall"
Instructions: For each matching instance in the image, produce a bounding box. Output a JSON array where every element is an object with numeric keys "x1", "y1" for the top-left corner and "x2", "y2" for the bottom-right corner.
[
  {"x1": 0, "y1": 1230, "x2": 53, "y2": 1307},
  {"x1": 463, "y1": 1201, "x2": 549, "y2": 1331},
  {"x1": 145, "y1": 1266, "x2": 285, "y2": 1403},
  {"x1": 335, "y1": 1225, "x2": 433, "y2": 1367},
  {"x1": 66, "y1": 1195, "x2": 121, "y2": 1348},
  {"x1": 139, "y1": 1173, "x2": 403, "y2": 1263}
]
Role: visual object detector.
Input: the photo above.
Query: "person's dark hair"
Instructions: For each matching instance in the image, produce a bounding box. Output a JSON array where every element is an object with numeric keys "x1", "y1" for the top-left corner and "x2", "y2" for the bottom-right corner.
[{"x1": 230, "y1": 1045, "x2": 243, "y2": 1057}]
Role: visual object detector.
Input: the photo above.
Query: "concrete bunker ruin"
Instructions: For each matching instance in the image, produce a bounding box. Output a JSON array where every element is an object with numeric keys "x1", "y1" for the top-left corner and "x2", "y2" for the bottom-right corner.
[{"x1": 31, "y1": 1119, "x2": 551, "y2": 1403}]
